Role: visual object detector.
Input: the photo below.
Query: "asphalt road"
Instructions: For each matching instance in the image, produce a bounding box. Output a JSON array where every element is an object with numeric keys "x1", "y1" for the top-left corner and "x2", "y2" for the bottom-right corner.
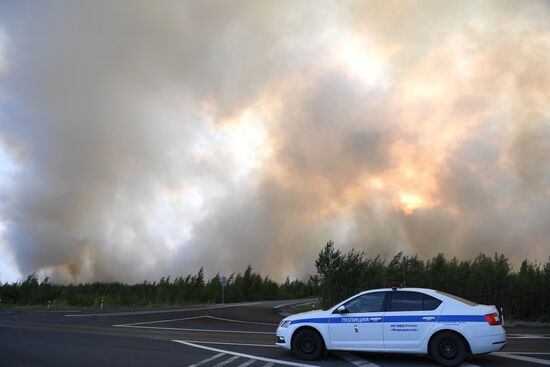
[{"x1": 1, "y1": 301, "x2": 549, "y2": 367}]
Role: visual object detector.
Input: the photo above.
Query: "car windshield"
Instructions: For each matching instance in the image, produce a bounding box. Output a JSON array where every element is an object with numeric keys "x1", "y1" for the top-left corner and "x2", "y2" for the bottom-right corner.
[{"x1": 436, "y1": 291, "x2": 478, "y2": 306}]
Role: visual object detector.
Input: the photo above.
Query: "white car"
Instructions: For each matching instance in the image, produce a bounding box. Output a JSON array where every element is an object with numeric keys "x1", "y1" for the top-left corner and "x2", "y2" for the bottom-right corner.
[{"x1": 276, "y1": 287, "x2": 506, "y2": 366}]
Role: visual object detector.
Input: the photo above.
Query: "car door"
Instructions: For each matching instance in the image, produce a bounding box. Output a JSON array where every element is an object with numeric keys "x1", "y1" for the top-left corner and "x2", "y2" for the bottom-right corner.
[
  {"x1": 329, "y1": 291, "x2": 387, "y2": 350},
  {"x1": 383, "y1": 291, "x2": 443, "y2": 350}
]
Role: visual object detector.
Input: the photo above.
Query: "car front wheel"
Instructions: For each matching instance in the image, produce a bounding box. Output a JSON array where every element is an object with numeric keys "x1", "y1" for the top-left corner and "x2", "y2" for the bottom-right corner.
[
  {"x1": 292, "y1": 328, "x2": 324, "y2": 360},
  {"x1": 429, "y1": 331, "x2": 467, "y2": 367}
]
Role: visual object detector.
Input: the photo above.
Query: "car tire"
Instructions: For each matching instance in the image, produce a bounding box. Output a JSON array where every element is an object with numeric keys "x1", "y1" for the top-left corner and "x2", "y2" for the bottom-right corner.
[
  {"x1": 292, "y1": 328, "x2": 324, "y2": 360},
  {"x1": 429, "y1": 331, "x2": 466, "y2": 367}
]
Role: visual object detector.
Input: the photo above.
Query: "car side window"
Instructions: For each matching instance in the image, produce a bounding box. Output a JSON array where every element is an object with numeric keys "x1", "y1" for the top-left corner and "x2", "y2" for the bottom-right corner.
[
  {"x1": 388, "y1": 291, "x2": 424, "y2": 312},
  {"x1": 343, "y1": 292, "x2": 386, "y2": 313},
  {"x1": 423, "y1": 294, "x2": 442, "y2": 310},
  {"x1": 388, "y1": 291, "x2": 442, "y2": 312}
]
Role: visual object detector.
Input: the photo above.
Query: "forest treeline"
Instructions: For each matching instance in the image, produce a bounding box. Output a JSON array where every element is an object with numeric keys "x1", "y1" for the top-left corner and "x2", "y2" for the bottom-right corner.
[
  {"x1": 316, "y1": 241, "x2": 550, "y2": 322},
  {"x1": 1, "y1": 241, "x2": 549, "y2": 321},
  {"x1": 0, "y1": 265, "x2": 316, "y2": 308}
]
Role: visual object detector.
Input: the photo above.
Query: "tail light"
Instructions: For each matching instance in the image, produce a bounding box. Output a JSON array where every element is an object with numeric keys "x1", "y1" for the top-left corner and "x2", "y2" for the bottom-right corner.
[{"x1": 484, "y1": 312, "x2": 502, "y2": 325}]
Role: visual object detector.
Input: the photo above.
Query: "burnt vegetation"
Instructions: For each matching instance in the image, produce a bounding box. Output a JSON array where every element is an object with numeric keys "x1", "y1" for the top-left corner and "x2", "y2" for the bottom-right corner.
[{"x1": 1, "y1": 241, "x2": 549, "y2": 322}]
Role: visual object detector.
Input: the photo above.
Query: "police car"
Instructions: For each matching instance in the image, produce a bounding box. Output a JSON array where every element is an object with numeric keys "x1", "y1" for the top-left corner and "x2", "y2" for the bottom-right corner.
[{"x1": 276, "y1": 287, "x2": 505, "y2": 366}]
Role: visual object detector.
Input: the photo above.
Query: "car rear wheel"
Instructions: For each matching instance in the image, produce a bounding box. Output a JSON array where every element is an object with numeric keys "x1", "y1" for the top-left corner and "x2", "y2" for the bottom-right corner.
[
  {"x1": 429, "y1": 331, "x2": 466, "y2": 367},
  {"x1": 292, "y1": 328, "x2": 324, "y2": 360}
]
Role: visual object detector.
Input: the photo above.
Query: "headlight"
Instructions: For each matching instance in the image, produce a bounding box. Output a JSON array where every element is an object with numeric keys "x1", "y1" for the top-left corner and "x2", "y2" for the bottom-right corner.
[{"x1": 279, "y1": 320, "x2": 291, "y2": 328}]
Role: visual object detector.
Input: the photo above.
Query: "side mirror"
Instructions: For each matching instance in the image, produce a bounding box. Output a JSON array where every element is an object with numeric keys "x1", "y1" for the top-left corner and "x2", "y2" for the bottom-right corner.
[{"x1": 337, "y1": 305, "x2": 347, "y2": 314}]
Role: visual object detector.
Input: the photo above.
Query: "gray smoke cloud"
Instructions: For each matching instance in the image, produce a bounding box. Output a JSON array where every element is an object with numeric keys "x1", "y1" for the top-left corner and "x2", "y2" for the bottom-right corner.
[{"x1": 0, "y1": 0, "x2": 548, "y2": 283}]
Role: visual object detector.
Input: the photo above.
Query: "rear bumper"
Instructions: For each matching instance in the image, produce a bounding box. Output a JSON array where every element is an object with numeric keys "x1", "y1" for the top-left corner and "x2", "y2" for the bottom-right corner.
[{"x1": 470, "y1": 334, "x2": 507, "y2": 354}]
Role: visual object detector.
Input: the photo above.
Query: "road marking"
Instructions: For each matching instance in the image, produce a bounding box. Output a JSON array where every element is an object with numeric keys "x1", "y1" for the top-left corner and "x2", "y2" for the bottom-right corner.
[
  {"x1": 494, "y1": 352, "x2": 550, "y2": 365},
  {"x1": 115, "y1": 315, "x2": 206, "y2": 326},
  {"x1": 115, "y1": 324, "x2": 273, "y2": 334},
  {"x1": 189, "y1": 352, "x2": 226, "y2": 367},
  {"x1": 65, "y1": 302, "x2": 261, "y2": 317},
  {"x1": 214, "y1": 355, "x2": 240, "y2": 366},
  {"x1": 38, "y1": 310, "x2": 82, "y2": 313},
  {"x1": 237, "y1": 359, "x2": 256, "y2": 367},
  {"x1": 334, "y1": 352, "x2": 379, "y2": 367},
  {"x1": 171, "y1": 340, "x2": 277, "y2": 348},
  {"x1": 115, "y1": 314, "x2": 277, "y2": 327},
  {"x1": 207, "y1": 315, "x2": 278, "y2": 326},
  {"x1": 507, "y1": 334, "x2": 550, "y2": 339},
  {"x1": 174, "y1": 340, "x2": 320, "y2": 367},
  {"x1": 274, "y1": 300, "x2": 317, "y2": 309},
  {"x1": 336, "y1": 352, "x2": 480, "y2": 367},
  {"x1": 263, "y1": 363, "x2": 274, "y2": 367}
]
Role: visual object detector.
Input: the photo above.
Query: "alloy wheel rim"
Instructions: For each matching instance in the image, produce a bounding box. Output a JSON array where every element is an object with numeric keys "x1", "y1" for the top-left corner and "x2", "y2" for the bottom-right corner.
[{"x1": 438, "y1": 337, "x2": 459, "y2": 359}]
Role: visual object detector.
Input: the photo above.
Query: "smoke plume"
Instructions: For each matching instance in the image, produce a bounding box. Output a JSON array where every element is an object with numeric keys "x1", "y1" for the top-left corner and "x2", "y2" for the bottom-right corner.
[{"x1": 0, "y1": 0, "x2": 549, "y2": 282}]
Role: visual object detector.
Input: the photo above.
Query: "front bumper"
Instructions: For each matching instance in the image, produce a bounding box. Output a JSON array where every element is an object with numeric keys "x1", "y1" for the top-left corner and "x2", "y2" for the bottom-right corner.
[{"x1": 276, "y1": 327, "x2": 292, "y2": 350}]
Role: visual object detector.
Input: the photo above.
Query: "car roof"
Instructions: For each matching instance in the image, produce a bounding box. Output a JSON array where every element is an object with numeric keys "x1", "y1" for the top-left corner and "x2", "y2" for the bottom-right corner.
[{"x1": 361, "y1": 287, "x2": 438, "y2": 294}]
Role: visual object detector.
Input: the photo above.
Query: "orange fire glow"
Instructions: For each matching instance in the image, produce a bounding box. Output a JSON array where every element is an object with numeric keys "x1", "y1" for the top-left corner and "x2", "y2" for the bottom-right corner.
[{"x1": 398, "y1": 193, "x2": 430, "y2": 216}]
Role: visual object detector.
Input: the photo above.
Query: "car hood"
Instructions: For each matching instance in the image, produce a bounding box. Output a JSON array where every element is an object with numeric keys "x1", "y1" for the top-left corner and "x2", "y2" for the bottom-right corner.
[{"x1": 284, "y1": 309, "x2": 327, "y2": 321}]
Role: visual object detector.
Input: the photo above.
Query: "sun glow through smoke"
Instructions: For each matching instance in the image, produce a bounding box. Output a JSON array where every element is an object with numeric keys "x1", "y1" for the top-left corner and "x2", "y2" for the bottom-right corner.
[
  {"x1": 335, "y1": 33, "x2": 389, "y2": 87},
  {"x1": 398, "y1": 193, "x2": 430, "y2": 216}
]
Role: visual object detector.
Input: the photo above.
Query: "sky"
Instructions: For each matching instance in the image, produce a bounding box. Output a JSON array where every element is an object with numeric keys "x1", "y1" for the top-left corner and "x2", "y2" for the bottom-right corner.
[{"x1": 0, "y1": 0, "x2": 549, "y2": 283}]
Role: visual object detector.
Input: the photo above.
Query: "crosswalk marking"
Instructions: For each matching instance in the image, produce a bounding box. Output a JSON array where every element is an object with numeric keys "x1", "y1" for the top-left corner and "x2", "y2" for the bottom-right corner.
[
  {"x1": 237, "y1": 359, "x2": 256, "y2": 367},
  {"x1": 213, "y1": 355, "x2": 240, "y2": 367},
  {"x1": 334, "y1": 352, "x2": 380, "y2": 367},
  {"x1": 189, "y1": 352, "x2": 226, "y2": 367},
  {"x1": 494, "y1": 352, "x2": 550, "y2": 366},
  {"x1": 175, "y1": 340, "x2": 320, "y2": 367}
]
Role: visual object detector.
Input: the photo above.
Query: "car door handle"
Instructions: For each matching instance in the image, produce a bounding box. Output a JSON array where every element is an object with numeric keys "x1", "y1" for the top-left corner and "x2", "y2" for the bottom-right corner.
[
  {"x1": 422, "y1": 316, "x2": 436, "y2": 320},
  {"x1": 369, "y1": 317, "x2": 382, "y2": 321}
]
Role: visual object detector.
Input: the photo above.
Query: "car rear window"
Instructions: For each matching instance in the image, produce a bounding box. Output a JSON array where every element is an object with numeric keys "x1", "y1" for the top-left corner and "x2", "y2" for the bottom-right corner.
[
  {"x1": 388, "y1": 291, "x2": 442, "y2": 311},
  {"x1": 423, "y1": 294, "x2": 442, "y2": 310},
  {"x1": 436, "y1": 291, "x2": 478, "y2": 306}
]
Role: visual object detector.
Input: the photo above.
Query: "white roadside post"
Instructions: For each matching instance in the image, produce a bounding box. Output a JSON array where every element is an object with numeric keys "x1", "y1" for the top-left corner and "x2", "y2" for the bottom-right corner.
[{"x1": 220, "y1": 276, "x2": 227, "y2": 304}]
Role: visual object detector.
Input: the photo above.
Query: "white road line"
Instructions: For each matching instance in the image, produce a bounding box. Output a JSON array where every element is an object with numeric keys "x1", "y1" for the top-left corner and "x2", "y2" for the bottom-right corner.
[
  {"x1": 38, "y1": 310, "x2": 82, "y2": 313},
  {"x1": 174, "y1": 340, "x2": 320, "y2": 367},
  {"x1": 207, "y1": 316, "x2": 278, "y2": 326},
  {"x1": 115, "y1": 314, "x2": 277, "y2": 327},
  {"x1": 237, "y1": 359, "x2": 256, "y2": 367},
  {"x1": 189, "y1": 352, "x2": 226, "y2": 367},
  {"x1": 274, "y1": 300, "x2": 317, "y2": 309},
  {"x1": 65, "y1": 302, "x2": 261, "y2": 317},
  {"x1": 262, "y1": 363, "x2": 274, "y2": 367},
  {"x1": 171, "y1": 340, "x2": 276, "y2": 348},
  {"x1": 494, "y1": 352, "x2": 550, "y2": 366},
  {"x1": 507, "y1": 334, "x2": 550, "y2": 339},
  {"x1": 334, "y1": 352, "x2": 379, "y2": 367},
  {"x1": 114, "y1": 324, "x2": 273, "y2": 334},
  {"x1": 115, "y1": 315, "x2": 206, "y2": 326},
  {"x1": 214, "y1": 355, "x2": 240, "y2": 367}
]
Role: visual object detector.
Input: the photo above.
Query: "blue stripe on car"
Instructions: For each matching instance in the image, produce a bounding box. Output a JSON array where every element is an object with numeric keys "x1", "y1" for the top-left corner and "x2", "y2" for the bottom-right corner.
[{"x1": 289, "y1": 315, "x2": 486, "y2": 325}]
